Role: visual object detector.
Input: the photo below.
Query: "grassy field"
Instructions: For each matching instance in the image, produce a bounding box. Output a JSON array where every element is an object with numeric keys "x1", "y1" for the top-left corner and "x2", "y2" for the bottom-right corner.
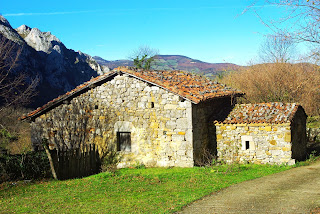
[{"x1": 0, "y1": 164, "x2": 292, "y2": 213}]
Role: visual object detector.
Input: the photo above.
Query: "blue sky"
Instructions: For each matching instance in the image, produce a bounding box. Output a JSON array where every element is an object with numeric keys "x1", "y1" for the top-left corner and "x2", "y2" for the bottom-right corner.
[{"x1": 1, "y1": 0, "x2": 291, "y2": 65}]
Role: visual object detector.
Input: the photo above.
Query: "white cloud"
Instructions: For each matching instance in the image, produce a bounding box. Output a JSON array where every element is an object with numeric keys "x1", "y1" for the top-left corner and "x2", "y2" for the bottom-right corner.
[
  {"x1": 3, "y1": 4, "x2": 280, "y2": 17},
  {"x1": 3, "y1": 10, "x2": 100, "y2": 17}
]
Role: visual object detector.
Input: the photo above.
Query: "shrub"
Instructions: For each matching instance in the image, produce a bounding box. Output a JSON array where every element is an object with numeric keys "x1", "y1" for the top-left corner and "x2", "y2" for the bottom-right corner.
[
  {"x1": 100, "y1": 148, "x2": 121, "y2": 173},
  {"x1": 0, "y1": 151, "x2": 51, "y2": 183},
  {"x1": 0, "y1": 107, "x2": 33, "y2": 154},
  {"x1": 222, "y1": 63, "x2": 320, "y2": 116}
]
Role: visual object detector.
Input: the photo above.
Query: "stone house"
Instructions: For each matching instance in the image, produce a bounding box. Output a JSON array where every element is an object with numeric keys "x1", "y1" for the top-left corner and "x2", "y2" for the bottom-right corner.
[
  {"x1": 21, "y1": 67, "x2": 243, "y2": 167},
  {"x1": 215, "y1": 102, "x2": 307, "y2": 165}
]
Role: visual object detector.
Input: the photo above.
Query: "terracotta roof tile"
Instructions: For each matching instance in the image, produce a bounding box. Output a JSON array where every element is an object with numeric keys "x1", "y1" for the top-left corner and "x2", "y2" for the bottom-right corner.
[
  {"x1": 117, "y1": 67, "x2": 243, "y2": 104},
  {"x1": 21, "y1": 67, "x2": 243, "y2": 120},
  {"x1": 218, "y1": 102, "x2": 302, "y2": 124}
]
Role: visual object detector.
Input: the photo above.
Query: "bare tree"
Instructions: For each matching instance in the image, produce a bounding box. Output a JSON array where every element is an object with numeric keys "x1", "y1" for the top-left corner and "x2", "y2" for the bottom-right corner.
[
  {"x1": 0, "y1": 37, "x2": 39, "y2": 112},
  {"x1": 236, "y1": 1, "x2": 320, "y2": 116},
  {"x1": 249, "y1": 0, "x2": 320, "y2": 57},
  {"x1": 129, "y1": 45, "x2": 159, "y2": 70},
  {"x1": 0, "y1": 37, "x2": 39, "y2": 153},
  {"x1": 259, "y1": 32, "x2": 296, "y2": 63}
]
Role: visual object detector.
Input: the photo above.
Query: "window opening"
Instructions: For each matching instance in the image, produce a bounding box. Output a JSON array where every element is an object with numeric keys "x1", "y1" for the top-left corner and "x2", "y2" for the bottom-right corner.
[
  {"x1": 151, "y1": 102, "x2": 155, "y2": 108},
  {"x1": 245, "y1": 141, "x2": 250, "y2": 150},
  {"x1": 241, "y1": 135, "x2": 253, "y2": 150},
  {"x1": 179, "y1": 97, "x2": 185, "y2": 102},
  {"x1": 117, "y1": 132, "x2": 131, "y2": 152}
]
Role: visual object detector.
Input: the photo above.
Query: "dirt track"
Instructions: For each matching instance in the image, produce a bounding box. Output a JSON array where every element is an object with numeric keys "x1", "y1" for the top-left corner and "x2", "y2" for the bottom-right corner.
[{"x1": 179, "y1": 160, "x2": 320, "y2": 214}]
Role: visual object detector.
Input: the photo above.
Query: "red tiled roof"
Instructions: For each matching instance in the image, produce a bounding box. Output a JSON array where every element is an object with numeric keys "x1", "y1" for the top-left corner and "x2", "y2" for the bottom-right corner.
[
  {"x1": 217, "y1": 102, "x2": 303, "y2": 124},
  {"x1": 20, "y1": 67, "x2": 243, "y2": 120},
  {"x1": 117, "y1": 67, "x2": 243, "y2": 103}
]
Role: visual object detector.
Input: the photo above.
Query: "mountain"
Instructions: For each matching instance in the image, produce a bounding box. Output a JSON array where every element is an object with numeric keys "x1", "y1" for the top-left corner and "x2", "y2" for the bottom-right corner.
[
  {"x1": 0, "y1": 16, "x2": 109, "y2": 107},
  {"x1": 94, "y1": 55, "x2": 240, "y2": 78},
  {"x1": 93, "y1": 56, "x2": 133, "y2": 68},
  {"x1": 0, "y1": 15, "x2": 239, "y2": 108},
  {"x1": 153, "y1": 55, "x2": 240, "y2": 77}
]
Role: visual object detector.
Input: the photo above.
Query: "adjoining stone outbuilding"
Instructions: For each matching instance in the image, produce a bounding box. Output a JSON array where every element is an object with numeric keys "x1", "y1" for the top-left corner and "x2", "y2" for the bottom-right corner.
[
  {"x1": 21, "y1": 67, "x2": 243, "y2": 168},
  {"x1": 215, "y1": 102, "x2": 307, "y2": 165}
]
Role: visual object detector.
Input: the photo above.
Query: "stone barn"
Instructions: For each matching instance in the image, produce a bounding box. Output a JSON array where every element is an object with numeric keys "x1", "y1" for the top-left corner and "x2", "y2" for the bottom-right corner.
[
  {"x1": 21, "y1": 67, "x2": 243, "y2": 167},
  {"x1": 215, "y1": 102, "x2": 307, "y2": 165}
]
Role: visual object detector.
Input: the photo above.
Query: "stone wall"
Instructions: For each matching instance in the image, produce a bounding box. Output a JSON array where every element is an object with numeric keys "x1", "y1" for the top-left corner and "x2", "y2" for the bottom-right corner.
[
  {"x1": 307, "y1": 128, "x2": 320, "y2": 143},
  {"x1": 31, "y1": 73, "x2": 194, "y2": 167},
  {"x1": 216, "y1": 123, "x2": 295, "y2": 165},
  {"x1": 307, "y1": 127, "x2": 320, "y2": 155}
]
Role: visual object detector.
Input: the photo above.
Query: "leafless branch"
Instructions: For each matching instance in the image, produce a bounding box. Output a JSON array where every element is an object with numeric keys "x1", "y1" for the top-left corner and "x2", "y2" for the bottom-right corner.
[
  {"x1": 0, "y1": 37, "x2": 39, "y2": 112},
  {"x1": 245, "y1": 0, "x2": 320, "y2": 59}
]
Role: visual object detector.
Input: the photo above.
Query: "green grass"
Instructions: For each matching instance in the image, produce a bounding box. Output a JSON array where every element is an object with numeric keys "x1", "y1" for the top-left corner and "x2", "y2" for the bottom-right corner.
[
  {"x1": 307, "y1": 116, "x2": 320, "y2": 128},
  {"x1": 0, "y1": 164, "x2": 291, "y2": 213}
]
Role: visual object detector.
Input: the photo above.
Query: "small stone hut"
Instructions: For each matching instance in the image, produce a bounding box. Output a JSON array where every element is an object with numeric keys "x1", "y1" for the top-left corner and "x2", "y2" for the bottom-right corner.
[
  {"x1": 21, "y1": 67, "x2": 243, "y2": 167},
  {"x1": 215, "y1": 102, "x2": 307, "y2": 165}
]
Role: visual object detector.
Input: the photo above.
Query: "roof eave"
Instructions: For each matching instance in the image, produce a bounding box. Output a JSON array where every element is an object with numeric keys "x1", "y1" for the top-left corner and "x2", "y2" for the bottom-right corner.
[{"x1": 20, "y1": 71, "x2": 118, "y2": 121}]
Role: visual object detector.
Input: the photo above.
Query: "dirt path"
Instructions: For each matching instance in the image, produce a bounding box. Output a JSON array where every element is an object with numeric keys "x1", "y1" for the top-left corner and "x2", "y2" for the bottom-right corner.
[{"x1": 179, "y1": 160, "x2": 320, "y2": 214}]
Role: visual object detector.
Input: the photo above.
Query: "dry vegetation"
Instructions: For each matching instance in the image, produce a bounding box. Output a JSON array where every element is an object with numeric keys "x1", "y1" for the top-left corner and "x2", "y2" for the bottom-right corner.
[
  {"x1": 222, "y1": 62, "x2": 320, "y2": 116},
  {"x1": 0, "y1": 107, "x2": 32, "y2": 154},
  {"x1": 239, "y1": 0, "x2": 320, "y2": 117},
  {"x1": 0, "y1": 37, "x2": 38, "y2": 154}
]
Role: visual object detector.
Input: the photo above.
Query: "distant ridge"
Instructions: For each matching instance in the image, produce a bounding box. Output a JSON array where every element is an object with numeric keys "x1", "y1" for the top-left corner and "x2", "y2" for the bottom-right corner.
[
  {"x1": 94, "y1": 55, "x2": 240, "y2": 78},
  {"x1": 93, "y1": 56, "x2": 133, "y2": 68},
  {"x1": 154, "y1": 55, "x2": 240, "y2": 77}
]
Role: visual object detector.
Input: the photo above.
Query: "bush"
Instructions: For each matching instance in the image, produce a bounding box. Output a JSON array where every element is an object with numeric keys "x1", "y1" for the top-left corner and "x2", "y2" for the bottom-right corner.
[
  {"x1": 0, "y1": 151, "x2": 51, "y2": 183},
  {"x1": 100, "y1": 149, "x2": 121, "y2": 173},
  {"x1": 0, "y1": 107, "x2": 33, "y2": 154},
  {"x1": 222, "y1": 63, "x2": 320, "y2": 116}
]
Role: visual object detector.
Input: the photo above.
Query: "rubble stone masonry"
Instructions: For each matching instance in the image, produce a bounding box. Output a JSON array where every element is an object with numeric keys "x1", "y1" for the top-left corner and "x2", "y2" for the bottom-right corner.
[
  {"x1": 31, "y1": 73, "x2": 194, "y2": 167},
  {"x1": 216, "y1": 123, "x2": 295, "y2": 165}
]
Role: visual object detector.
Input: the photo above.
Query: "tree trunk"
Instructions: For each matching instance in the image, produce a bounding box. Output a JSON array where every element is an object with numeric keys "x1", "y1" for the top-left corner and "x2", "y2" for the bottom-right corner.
[{"x1": 42, "y1": 139, "x2": 57, "y2": 180}]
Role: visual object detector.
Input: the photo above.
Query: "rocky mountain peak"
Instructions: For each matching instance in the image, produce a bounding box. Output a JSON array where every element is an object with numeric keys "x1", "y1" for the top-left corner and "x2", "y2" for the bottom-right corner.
[
  {"x1": 0, "y1": 16, "x2": 110, "y2": 107},
  {"x1": 0, "y1": 15, "x2": 24, "y2": 44},
  {"x1": 15, "y1": 24, "x2": 32, "y2": 38},
  {"x1": 16, "y1": 26, "x2": 62, "y2": 54},
  {"x1": 0, "y1": 15, "x2": 11, "y2": 28}
]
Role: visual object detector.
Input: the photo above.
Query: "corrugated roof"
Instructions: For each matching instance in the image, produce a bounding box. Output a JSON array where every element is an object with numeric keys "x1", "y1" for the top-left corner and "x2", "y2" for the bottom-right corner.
[
  {"x1": 20, "y1": 67, "x2": 243, "y2": 120},
  {"x1": 217, "y1": 102, "x2": 302, "y2": 124}
]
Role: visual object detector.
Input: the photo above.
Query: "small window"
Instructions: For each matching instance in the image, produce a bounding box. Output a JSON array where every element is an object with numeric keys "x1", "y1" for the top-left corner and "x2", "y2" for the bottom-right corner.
[
  {"x1": 241, "y1": 136, "x2": 254, "y2": 150},
  {"x1": 117, "y1": 132, "x2": 131, "y2": 152},
  {"x1": 151, "y1": 102, "x2": 155, "y2": 108},
  {"x1": 245, "y1": 141, "x2": 250, "y2": 150},
  {"x1": 179, "y1": 97, "x2": 185, "y2": 102}
]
